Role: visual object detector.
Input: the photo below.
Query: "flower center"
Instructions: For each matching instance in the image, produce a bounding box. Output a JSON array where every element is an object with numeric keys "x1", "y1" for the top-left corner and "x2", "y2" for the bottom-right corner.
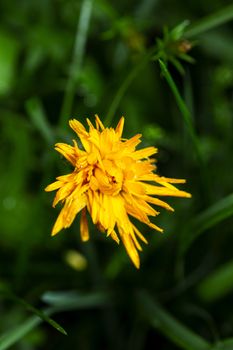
[{"x1": 80, "y1": 155, "x2": 123, "y2": 196}]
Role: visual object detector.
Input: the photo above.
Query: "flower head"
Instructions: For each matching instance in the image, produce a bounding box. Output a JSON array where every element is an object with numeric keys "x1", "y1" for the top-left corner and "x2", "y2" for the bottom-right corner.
[{"x1": 45, "y1": 115, "x2": 191, "y2": 268}]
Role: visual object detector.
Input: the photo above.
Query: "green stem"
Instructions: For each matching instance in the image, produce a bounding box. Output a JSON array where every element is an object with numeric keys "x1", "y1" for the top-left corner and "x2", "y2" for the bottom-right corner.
[
  {"x1": 59, "y1": 0, "x2": 93, "y2": 127},
  {"x1": 26, "y1": 98, "x2": 54, "y2": 145},
  {"x1": 185, "y1": 3, "x2": 233, "y2": 38},
  {"x1": 158, "y1": 59, "x2": 203, "y2": 165},
  {"x1": 104, "y1": 48, "x2": 157, "y2": 126},
  {"x1": 104, "y1": 3, "x2": 233, "y2": 127}
]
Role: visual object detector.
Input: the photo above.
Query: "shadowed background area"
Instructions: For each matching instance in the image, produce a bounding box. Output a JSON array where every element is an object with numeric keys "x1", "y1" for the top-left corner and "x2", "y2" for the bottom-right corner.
[{"x1": 0, "y1": 0, "x2": 233, "y2": 349}]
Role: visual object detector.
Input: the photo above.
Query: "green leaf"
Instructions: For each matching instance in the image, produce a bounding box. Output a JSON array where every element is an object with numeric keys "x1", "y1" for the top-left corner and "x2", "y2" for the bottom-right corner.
[
  {"x1": 41, "y1": 290, "x2": 110, "y2": 310},
  {"x1": 0, "y1": 289, "x2": 110, "y2": 349},
  {"x1": 137, "y1": 291, "x2": 210, "y2": 350},
  {"x1": 171, "y1": 20, "x2": 190, "y2": 40},
  {"x1": 0, "y1": 291, "x2": 67, "y2": 336},
  {"x1": 0, "y1": 316, "x2": 41, "y2": 350},
  {"x1": 0, "y1": 32, "x2": 19, "y2": 95},
  {"x1": 197, "y1": 259, "x2": 233, "y2": 302},
  {"x1": 169, "y1": 56, "x2": 185, "y2": 75},
  {"x1": 179, "y1": 53, "x2": 195, "y2": 63},
  {"x1": 180, "y1": 193, "x2": 233, "y2": 256},
  {"x1": 19, "y1": 302, "x2": 67, "y2": 336},
  {"x1": 211, "y1": 338, "x2": 233, "y2": 350}
]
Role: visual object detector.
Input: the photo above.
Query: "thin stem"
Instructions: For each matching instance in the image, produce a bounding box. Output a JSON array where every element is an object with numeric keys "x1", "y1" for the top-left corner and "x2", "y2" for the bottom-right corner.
[
  {"x1": 104, "y1": 3, "x2": 233, "y2": 126},
  {"x1": 26, "y1": 98, "x2": 54, "y2": 145},
  {"x1": 158, "y1": 59, "x2": 203, "y2": 165},
  {"x1": 81, "y1": 239, "x2": 121, "y2": 350},
  {"x1": 59, "y1": 0, "x2": 93, "y2": 127},
  {"x1": 185, "y1": 3, "x2": 233, "y2": 38},
  {"x1": 104, "y1": 48, "x2": 157, "y2": 126}
]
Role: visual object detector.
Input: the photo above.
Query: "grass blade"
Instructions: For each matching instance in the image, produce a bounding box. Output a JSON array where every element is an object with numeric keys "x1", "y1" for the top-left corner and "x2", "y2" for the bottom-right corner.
[
  {"x1": 180, "y1": 193, "x2": 233, "y2": 256},
  {"x1": 0, "y1": 291, "x2": 67, "y2": 336},
  {"x1": 0, "y1": 316, "x2": 41, "y2": 350},
  {"x1": 197, "y1": 259, "x2": 233, "y2": 302},
  {"x1": 138, "y1": 290, "x2": 210, "y2": 350},
  {"x1": 0, "y1": 290, "x2": 110, "y2": 349},
  {"x1": 59, "y1": 0, "x2": 94, "y2": 127},
  {"x1": 212, "y1": 338, "x2": 233, "y2": 350},
  {"x1": 41, "y1": 290, "x2": 110, "y2": 310},
  {"x1": 17, "y1": 301, "x2": 67, "y2": 336}
]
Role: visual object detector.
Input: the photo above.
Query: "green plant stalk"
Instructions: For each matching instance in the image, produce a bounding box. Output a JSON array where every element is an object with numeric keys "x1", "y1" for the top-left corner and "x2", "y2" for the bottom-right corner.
[
  {"x1": 59, "y1": 0, "x2": 93, "y2": 127},
  {"x1": 104, "y1": 48, "x2": 157, "y2": 126},
  {"x1": 185, "y1": 3, "x2": 233, "y2": 38},
  {"x1": 158, "y1": 59, "x2": 203, "y2": 165},
  {"x1": 26, "y1": 98, "x2": 54, "y2": 145},
  {"x1": 80, "y1": 237, "x2": 121, "y2": 350},
  {"x1": 105, "y1": 4, "x2": 233, "y2": 125}
]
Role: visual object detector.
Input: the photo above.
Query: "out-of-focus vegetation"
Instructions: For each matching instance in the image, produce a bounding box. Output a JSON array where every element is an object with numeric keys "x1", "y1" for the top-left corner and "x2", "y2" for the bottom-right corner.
[{"x1": 0, "y1": 0, "x2": 233, "y2": 349}]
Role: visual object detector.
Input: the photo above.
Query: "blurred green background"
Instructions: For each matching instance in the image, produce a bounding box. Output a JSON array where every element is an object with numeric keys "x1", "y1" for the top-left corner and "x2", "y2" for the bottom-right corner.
[{"x1": 0, "y1": 0, "x2": 233, "y2": 349}]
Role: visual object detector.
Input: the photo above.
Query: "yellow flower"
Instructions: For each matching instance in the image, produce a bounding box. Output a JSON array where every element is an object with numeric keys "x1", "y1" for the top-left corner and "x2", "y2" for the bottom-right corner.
[{"x1": 45, "y1": 115, "x2": 191, "y2": 268}]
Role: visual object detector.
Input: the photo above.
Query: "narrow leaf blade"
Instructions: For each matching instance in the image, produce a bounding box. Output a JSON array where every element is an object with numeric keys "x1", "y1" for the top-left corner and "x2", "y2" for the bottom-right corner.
[{"x1": 137, "y1": 291, "x2": 210, "y2": 350}]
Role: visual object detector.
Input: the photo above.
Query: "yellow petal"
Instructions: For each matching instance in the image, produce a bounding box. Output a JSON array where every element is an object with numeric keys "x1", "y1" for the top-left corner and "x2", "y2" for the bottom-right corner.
[
  {"x1": 69, "y1": 119, "x2": 91, "y2": 152},
  {"x1": 159, "y1": 176, "x2": 187, "y2": 184},
  {"x1": 69, "y1": 119, "x2": 88, "y2": 136},
  {"x1": 148, "y1": 222, "x2": 163, "y2": 233},
  {"x1": 132, "y1": 224, "x2": 148, "y2": 244},
  {"x1": 52, "y1": 196, "x2": 86, "y2": 236},
  {"x1": 115, "y1": 117, "x2": 124, "y2": 138},
  {"x1": 143, "y1": 183, "x2": 191, "y2": 198},
  {"x1": 143, "y1": 195, "x2": 174, "y2": 211},
  {"x1": 132, "y1": 146, "x2": 158, "y2": 160},
  {"x1": 130, "y1": 230, "x2": 143, "y2": 251},
  {"x1": 86, "y1": 118, "x2": 95, "y2": 131},
  {"x1": 45, "y1": 181, "x2": 62, "y2": 192},
  {"x1": 123, "y1": 180, "x2": 145, "y2": 196},
  {"x1": 123, "y1": 134, "x2": 141, "y2": 151},
  {"x1": 109, "y1": 229, "x2": 120, "y2": 244},
  {"x1": 52, "y1": 182, "x2": 75, "y2": 207},
  {"x1": 120, "y1": 231, "x2": 140, "y2": 269},
  {"x1": 95, "y1": 114, "x2": 105, "y2": 131},
  {"x1": 80, "y1": 208, "x2": 89, "y2": 241}
]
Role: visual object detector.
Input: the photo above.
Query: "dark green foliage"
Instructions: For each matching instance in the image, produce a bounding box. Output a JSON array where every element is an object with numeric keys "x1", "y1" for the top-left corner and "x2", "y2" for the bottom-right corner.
[{"x1": 0, "y1": 0, "x2": 233, "y2": 349}]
